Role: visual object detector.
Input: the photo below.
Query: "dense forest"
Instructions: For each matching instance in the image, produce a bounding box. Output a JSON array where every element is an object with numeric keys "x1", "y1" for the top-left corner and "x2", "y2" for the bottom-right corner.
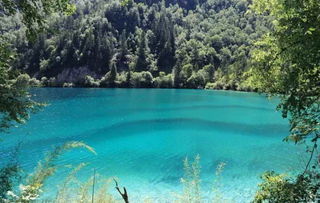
[{"x1": 3, "y1": 0, "x2": 271, "y2": 90}]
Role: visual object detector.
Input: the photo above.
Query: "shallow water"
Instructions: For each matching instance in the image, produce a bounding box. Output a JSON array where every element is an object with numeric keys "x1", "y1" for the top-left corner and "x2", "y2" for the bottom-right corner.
[{"x1": 0, "y1": 88, "x2": 308, "y2": 202}]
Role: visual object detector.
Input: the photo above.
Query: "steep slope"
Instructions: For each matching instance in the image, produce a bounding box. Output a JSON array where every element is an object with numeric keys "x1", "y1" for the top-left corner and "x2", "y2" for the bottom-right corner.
[{"x1": 10, "y1": 0, "x2": 271, "y2": 89}]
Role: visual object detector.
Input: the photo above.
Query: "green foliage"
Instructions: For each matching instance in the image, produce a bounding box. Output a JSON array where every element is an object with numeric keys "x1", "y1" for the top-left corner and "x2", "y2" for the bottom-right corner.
[
  {"x1": 253, "y1": 171, "x2": 319, "y2": 203},
  {"x1": 83, "y1": 75, "x2": 100, "y2": 87},
  {"x1": 173, "y1": 65, "x2": 183, "y2": 88},
  {"x1": 1, "y1": 0, "x2": 75, "y2": 40},
  {"x1": 130, "y1": 71, "x2": 153, "y2": 88},
  {"x1": 186, "y1": 71, "x2": 206, "y2": 89},
  {"x1": 1, "y1": 0, "x2": 77, "y2": 133},
  {"x1": 205, "y1": 68, "x2": 229, "y2": 90},
  {"x1": 0, "y1": 42, "x2": 43, "y2": 131},
  {"x1": 100, "y1": 63, "x2": 118, "y2": 88},
  {"x1": 201, "y1": 64, "x2": 215, "y2": 83},
  {"x1": 2, "y1": 0, "x2": 270, "y2": 90},
  {"x1": 250, "y1": 0, "x2": 320, "y2": 144},
  {"x1": 182, "y1": 64, "x2": 193, "y2": 80},
  {"x1": 135, "y1": 31, "x2": 150, "y2": 72},
  {"x1": 153, "y1": 72, "x2": 173, "y2": 88},
  {"x1": 250, "y1": 1, "x2": 320, "y2": 201},
  {"x1": 120, "y1": 0, "x2": 134, "y2": 7},
  {"x1": 204, "y1": 82, "x2": 215, "y2": 90}
]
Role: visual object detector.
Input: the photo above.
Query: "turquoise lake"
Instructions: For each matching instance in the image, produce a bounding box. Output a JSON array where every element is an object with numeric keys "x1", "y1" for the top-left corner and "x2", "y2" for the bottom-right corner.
[{"x1": 0, "y1": 88, "x2": 308, "y2": 202}]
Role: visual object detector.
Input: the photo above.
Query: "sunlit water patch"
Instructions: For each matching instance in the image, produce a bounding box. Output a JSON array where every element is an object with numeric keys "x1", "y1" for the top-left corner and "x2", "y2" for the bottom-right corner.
[{"x1": 0, "y1": 88, "x2": 308, "y2": 202}]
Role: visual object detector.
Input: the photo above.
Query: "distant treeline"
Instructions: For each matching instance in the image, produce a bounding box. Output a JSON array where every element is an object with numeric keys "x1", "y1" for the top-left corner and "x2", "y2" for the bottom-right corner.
[{"x1": 3, "y1": 0, "x2": 271, "y2": 90}]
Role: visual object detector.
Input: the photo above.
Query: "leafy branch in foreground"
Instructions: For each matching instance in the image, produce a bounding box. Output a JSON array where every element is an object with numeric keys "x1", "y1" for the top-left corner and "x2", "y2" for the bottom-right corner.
[
  {"x1": 0, "y1": 0, "x2": 76, "y2": 40},
  {"x1": 250, "y1": 0, "x2": 320, "y2": 167},
  {"x1": 1, "y1": 0, "x2": 77, "y2": 133},
  {"x1": 250, "y1": 0, "x2": 320, "y2": 145},
  {"x1": 0, "y1": 41, "x2": 44, "y2": 132},
  {"x1": 250, "y1": 0, "x2": 320, "y2": 201}
]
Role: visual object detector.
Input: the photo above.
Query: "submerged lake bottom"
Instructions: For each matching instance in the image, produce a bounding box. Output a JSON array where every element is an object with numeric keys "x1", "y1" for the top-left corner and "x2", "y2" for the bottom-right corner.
[{"x1": 0, "y1": 88, "x2": 307, "y2": 202}]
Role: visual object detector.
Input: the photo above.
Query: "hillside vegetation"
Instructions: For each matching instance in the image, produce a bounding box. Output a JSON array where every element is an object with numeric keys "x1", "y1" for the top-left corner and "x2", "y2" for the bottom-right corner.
[{"x1": 4, "y1": 0, "x2": 271, "y2": 90}]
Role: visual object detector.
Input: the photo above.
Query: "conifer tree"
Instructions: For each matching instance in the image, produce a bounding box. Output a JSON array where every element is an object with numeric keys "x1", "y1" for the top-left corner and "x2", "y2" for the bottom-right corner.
[
  {"x1": 117, "y1": 30, "x2": 130, "y2": 71},
  {"x1": 135, "y1": 31, "x2": 149, "y2": 71},
  {"x1": 109, "y1": 62, "x2": 118, "y2": 87}
]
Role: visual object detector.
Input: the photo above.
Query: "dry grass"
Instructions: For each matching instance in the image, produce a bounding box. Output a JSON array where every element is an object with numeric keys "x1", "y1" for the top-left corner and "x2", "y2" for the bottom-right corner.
[{"x1": 2, "y1": 145, "x2": 233, "y2": 203}]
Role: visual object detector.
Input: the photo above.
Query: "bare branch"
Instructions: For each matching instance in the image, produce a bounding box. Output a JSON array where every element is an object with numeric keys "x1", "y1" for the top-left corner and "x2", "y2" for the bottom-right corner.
[{"x1": 113, "y1": 178, "x2": 129, "y2": 203}]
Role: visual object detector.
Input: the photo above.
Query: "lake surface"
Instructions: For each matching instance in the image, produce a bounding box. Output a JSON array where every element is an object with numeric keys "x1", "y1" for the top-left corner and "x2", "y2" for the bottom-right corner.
[{"x1": 0, "y1": 88, "x2": 308, "y2": 202}]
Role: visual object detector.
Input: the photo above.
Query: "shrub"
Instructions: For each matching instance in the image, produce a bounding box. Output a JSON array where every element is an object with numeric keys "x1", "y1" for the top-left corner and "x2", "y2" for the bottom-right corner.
[
  {"x1": 40, "y1": 77, "x2": 48, "y2": 86},
  {"x1": 186, "y1": 72, "x2": 205, "y2": 89},
  {"x1": 83, "y1": 75, "x2": 100, "y2": 87},
  {"x1": 253, "y1": 171, "x2": 319, "y2": 203},
  {"x1": 130, "y1": 71, "x2": 153, "y2": 88},
  {"x1": 153, "y1": 72, "x2": 173, "y2": 88},
  {"x1": 116, "y1": 71, "x2": 128, "y2": 88},
  {"x1": 200, "y1": 64, "x2": 215, "y2": 83},
  {"x1": 63, "y1": 82, "x2": 74, "y2": 88},
  {"x1": 39, "y1": 59, "x2": 50, "y2": 72},
  {"x1": 15, "y1": 74, "x2": 30, "y2": 88},
  {"x1": 204, "y1": 82, "x2": 215, "y2": 89},
  {"x1": 29, "y1": 78, "x2": 41, "y2": 87},
  {"x1": 181, "y1": 64, "x2": 193, "y2": 79},
  {"x1": 100, "y1": 64, "x2": 118, "y2": 87}
]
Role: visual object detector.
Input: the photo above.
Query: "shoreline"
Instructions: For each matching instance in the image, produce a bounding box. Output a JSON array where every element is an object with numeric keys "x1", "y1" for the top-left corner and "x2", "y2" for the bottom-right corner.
[{"x1": 31, "y1": 85, "x2": 258, "y2": 93}]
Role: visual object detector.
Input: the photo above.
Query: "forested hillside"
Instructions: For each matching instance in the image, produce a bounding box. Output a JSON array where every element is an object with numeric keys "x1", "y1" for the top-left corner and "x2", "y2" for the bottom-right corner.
[{"x1": 5, "y1": 0, "x2": 271, "y2": 89}]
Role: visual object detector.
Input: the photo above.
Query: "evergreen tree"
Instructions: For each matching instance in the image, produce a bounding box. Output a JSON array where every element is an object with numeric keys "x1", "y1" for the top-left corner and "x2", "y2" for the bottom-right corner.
[
  {"x1": 155, "y1": 6, "x2": 176, "y2": 72},
  {"x1": 117, "y1": 30, "x2": 130, "y2": 71},
  {"x1": 109, "y1": 62, "x2": 118, "y2": 87},
  {"x1": 126, "y1": 70, "x2": 132, "y2": 87},
  {"x1": 120, "y1": 30, "x2": 128, "y2": 57},
  {"x1": 173, "y1": 65, "x2": 182, "y2": 88},
  {"x1": 100, "y1": 62, "x2": 118, "y2": 87},
  {"x1": 135, "y1": 31, "x2": 149, "y2": 71}
]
